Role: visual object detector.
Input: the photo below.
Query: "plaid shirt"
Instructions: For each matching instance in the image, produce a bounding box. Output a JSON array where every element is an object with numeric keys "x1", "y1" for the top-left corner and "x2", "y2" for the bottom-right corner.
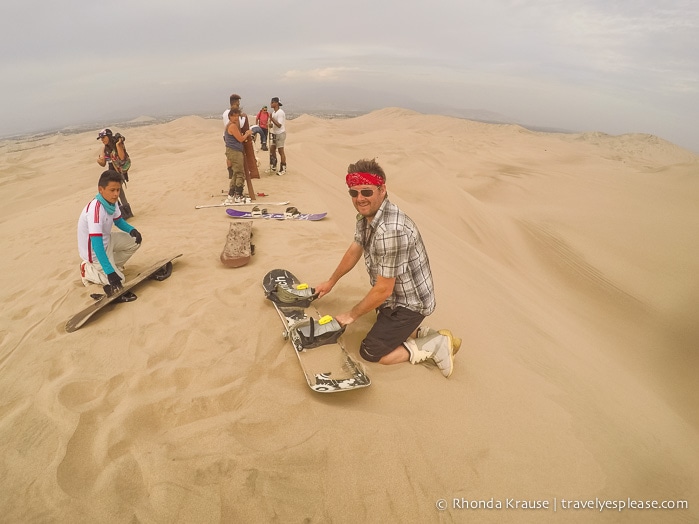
[{"x1": 354, "y1": 198, "x2": 436, "y2": 315}]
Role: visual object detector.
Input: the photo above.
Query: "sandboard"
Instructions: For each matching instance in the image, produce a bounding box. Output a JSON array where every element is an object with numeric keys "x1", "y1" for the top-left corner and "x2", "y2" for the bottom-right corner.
[
  {"x1": 196, "y1": 200, "x2": 289, "y2": 209},
  {"x1": 221, "y1": 222, "x2": 253, "y2": 267},
  {"x1": 263, "y1": 269, "x2": 371, "y2": 393},
  {"x1": 210, "y1": 190, "x2": 274, "y2": 198},
  {"x1": 243, "y1": 140, "x2": 260, "y2": 180},
  {"x1": 118, "y1": 186, "x2": 134, "y2": 220},
  {"x1": 65, "y1": 254, "x2": 182, "y2": 332},
  {"x1": 241, "y1": 115, "x2": 260, "y2": 180},
  {"x1": 227, "y1": 208, "x2": 326, "y2": 221}
]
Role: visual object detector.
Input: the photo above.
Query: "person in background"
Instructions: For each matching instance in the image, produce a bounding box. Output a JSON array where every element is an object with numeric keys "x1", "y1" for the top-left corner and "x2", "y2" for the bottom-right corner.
[
  {"x1": 222, "y1": 93, "x2": 242, "y2": 126},
  {"x1": 97, "y1": 128, "x2": 134, "y2": 219},
  {"x1": 269, "y1": 97, "x2": 287, "y2": 175},
  {"x1": 224, "y1": 108, "x2": 252, "y2": 204},
  {"x1": 253, "y1": 105, "x2": 270, "y2": 151}
]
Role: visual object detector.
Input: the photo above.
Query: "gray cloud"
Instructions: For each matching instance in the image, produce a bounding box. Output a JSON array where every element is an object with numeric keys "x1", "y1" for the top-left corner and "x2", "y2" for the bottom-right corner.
[{"x1": 1, "y1": 0, "x2": 697, "y2": 151}]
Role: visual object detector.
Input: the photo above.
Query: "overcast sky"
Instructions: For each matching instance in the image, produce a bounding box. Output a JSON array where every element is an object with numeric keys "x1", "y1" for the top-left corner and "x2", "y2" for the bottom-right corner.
[{"x1": 1, "y1": 0, "x2": 697, "y2": 152}]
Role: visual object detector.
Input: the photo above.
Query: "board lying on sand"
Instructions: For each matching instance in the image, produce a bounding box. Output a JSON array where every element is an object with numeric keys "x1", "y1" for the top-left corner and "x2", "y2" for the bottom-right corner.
[
  {"x1": 65, "y1": 254, "x2": 182, "y2": 332},
  {"x1": 195, "y1": 200, "x2": 289, "y2": 209},
  {"x1": 228, "y1": 207, "x2": 326, "y2": 221},
  {"x1": 263, "y1": 269, "x2": 371, "y2": 393},
  {"x1": 221, "y1": 222, "x2": 254, "y2": 267}
]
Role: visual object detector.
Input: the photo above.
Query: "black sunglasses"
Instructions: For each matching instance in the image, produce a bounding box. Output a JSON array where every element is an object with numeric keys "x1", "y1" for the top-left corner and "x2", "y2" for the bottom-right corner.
[{"x1": 348, "y1": 188, "x2": 377, "y2": 197}]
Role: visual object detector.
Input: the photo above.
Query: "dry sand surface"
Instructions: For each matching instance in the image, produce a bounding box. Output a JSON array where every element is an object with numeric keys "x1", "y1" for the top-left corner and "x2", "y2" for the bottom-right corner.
[{"x1": 1, "y1": 108, "x2": 698, "y2": 523}]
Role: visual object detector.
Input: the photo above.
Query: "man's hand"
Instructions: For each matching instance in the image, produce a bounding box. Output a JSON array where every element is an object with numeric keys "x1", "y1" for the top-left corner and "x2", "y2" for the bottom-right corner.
[
  {"x1": 314, "y1": 280, "x2": 334, "y2": 299},
  {"x1": 335, "y1": 311, "x2": 356, "y2": 327},
  {"x1": 129, "y1": 229, "x2": 142, "y2": 244},
  {"x1": 107, "y1": 272, "x2": 123, "y2": 291}
]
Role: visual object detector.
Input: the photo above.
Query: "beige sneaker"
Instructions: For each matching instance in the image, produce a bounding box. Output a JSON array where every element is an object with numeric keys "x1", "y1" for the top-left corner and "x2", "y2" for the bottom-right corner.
[
  {"x1": 417, "y1": 326, "x2": 462, "y2": 354},
  {"x1": 433, "y1": 331, "x2": 455, "y2": 378},
  {"x1": 404, "y1": 332, "x2": 454, "y2": 378}
]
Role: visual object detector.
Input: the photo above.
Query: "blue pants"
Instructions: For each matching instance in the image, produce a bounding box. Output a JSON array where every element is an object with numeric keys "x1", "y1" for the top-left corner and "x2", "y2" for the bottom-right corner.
[{"x1": 251, "y1": 126, "x2": 268, "y2": 145}]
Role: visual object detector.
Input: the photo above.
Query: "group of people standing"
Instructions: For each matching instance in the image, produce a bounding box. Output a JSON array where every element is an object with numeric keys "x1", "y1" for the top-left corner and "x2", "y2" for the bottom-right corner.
[{"x1": 222, "y1": 94, "x2": 287, "y2": 204}]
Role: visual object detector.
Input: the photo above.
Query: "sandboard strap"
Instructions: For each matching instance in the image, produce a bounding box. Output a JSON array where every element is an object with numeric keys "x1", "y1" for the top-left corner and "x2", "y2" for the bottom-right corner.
[
  {"x1": 285, "y1": 206, "x2": 301, "y2": 219},
  {"x1": 271, "y1": 284, "x2": 317, "y2": 307},
  {"x1": 296, "y1": 317, "x2": 345, "y2": 348},
  {"x1": 251, "y1": 206, "x2": 267, "y2": 217}
]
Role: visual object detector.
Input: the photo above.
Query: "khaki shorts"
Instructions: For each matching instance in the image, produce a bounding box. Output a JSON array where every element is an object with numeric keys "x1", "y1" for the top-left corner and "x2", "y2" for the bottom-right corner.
[
  {"x1": 80, "y1": 231, "x2": 140, "y2": 286},
  {"x1": 271, "y1": 131, "x2": 286, "y2": 148}
]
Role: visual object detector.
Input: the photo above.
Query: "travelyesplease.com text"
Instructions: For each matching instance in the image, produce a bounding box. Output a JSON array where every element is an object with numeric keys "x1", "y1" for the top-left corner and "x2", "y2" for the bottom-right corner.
[{"x1": 435, "y1": 497, "x2": 688, "y2": 513}]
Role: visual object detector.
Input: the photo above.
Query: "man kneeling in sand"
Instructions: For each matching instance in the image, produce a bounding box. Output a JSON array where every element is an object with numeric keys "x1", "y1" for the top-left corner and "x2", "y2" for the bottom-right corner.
[
  {"x1": 77, "y1": 170, "x2": 142, "y2": 292},
  {"x1": 315, "y1": 159, "x2": 461, "y2": 377}
]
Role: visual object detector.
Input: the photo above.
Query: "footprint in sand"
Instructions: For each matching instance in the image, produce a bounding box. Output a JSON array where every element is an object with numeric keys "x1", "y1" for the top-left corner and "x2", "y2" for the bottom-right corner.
[
  {"x1": 58, "y1": 380, "x2": 106, "y2": 412},
  {"x1": 10, "y1": 306, "x2": 31, "y2": 320}
]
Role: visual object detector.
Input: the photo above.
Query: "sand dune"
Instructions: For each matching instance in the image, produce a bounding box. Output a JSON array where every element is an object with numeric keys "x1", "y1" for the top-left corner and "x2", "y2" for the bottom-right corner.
[{"x1": 0, "y1": 108, "x2": 697, "y2": 522}]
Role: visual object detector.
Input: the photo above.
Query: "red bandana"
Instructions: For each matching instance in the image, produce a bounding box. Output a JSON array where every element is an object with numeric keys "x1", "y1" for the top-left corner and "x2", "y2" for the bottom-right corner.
[{"x1": 346, "y1": 172, "x2": 384, "y2": 187}]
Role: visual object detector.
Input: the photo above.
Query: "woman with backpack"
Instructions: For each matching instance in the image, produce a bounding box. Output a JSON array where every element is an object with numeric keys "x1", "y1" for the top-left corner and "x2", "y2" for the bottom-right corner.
[{"x1": 97, "y1": 128, "x2": 134, "y2": 218}]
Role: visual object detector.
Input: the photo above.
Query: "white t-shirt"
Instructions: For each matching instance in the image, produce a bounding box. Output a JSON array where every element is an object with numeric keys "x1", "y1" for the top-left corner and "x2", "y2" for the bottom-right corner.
[
  {"x1": 222, "y1": 109, "x2": 247, "y2": 129},
  {"x1": 77, "y1": 198, "x2": 122, "y2": 262},
  {"x1": 271, "y1": 109, "x2": 286, "y2": 134}
]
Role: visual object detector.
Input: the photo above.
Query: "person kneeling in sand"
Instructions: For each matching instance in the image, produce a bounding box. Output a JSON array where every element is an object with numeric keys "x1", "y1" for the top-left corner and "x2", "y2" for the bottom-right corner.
[
  {"x1": 77, "y1": 170, "x2": 142, "y2": 291},
  {"x1": 314, "y1": 159, "x2": 461, "y2": 377}
]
